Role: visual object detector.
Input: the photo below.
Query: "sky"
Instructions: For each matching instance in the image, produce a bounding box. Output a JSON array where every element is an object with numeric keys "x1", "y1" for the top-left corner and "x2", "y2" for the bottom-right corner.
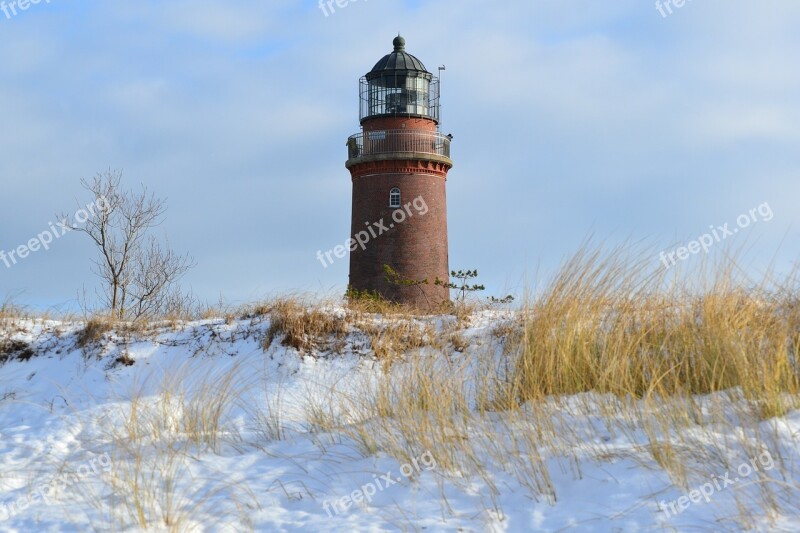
[{"x1": 1, "y1": 0, "x2": 799, "y2": 311}]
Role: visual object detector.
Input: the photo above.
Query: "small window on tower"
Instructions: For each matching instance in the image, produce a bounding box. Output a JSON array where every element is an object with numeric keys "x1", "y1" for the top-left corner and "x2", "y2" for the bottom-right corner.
[{"x1": 389, "y1": 188, "x2": 401, "y2": 208}]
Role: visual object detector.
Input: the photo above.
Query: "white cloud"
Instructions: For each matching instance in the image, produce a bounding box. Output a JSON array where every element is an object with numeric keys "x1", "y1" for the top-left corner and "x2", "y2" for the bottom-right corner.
[{"x1": 1, "y1": 0, "x2": 799, "y2": 307}]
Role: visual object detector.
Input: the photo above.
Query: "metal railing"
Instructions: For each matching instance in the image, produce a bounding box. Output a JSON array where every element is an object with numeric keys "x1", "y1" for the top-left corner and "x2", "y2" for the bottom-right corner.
[{"x1": 347, "y1": 130, "x2": 451, "y2": 161}]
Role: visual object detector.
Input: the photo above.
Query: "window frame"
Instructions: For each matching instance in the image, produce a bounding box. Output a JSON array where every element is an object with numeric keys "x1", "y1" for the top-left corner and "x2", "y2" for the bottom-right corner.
[{"x1": 389, "y1": 188, "x2": 401, "y2": 208}]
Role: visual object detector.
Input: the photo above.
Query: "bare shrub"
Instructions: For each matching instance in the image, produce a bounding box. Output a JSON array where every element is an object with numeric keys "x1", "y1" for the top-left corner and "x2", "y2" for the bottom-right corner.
[{"x1": 66, "y1": 170, "x2": 193, "y2": 321}]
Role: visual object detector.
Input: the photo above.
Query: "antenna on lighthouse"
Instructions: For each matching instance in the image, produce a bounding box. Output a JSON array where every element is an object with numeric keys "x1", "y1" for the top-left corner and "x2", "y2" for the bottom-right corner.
[{"x1": 438, "y1": 65, "x2": 446, "y2": 125}]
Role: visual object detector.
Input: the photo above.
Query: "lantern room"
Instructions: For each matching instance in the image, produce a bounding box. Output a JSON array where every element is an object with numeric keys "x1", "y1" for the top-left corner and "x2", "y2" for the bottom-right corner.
[{"x1": 359, "y1": 36, "x2": 441, "y2": 124}]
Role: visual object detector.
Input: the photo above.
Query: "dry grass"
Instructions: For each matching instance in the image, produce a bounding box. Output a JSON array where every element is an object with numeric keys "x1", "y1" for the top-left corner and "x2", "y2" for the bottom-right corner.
[
  {"x1": 260, "y1": 295, "x2": 443, "y2": 360},
  {"x1": 507, "y1": 245, "x2": 800, "y2": 410},
  {"x1": 0, "y1": 298, "x2": 24, "y2": 321},
  {"x1": 0, "y1": 339, "x2": 35, "y2": 364},
  {"x1": 0, "y1": 298, "x2": 35, "y2": 364},
  {"x1": 110, "y1": 361, "x2": 250, "y2": 452},
  {"x1": 76, "y1": 316, "x2": 116, "y2": 348},
  {"x1": 359, "y1": 319, "x2": 438, "y2": 364},
  {"x1": 90, "y1": 361, "x2": 257, "y2": 531},
  {"x1": 345, "y1": 291, "x2": 416, "y2": 316},
  {"x1": 264, "y1": 298, "x2": 349, "y2": 353}
]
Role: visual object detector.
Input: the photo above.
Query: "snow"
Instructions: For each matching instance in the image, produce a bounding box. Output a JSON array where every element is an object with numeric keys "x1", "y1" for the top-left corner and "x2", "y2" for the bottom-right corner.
[{"x1": 1, "y1": 313, "x2": 798, "y2": 532}]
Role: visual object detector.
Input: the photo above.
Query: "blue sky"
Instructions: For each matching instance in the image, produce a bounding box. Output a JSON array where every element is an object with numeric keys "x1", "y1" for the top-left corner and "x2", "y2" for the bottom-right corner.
[{"x1": 1, "y1": 0, "x2": 799, "y2": 310}]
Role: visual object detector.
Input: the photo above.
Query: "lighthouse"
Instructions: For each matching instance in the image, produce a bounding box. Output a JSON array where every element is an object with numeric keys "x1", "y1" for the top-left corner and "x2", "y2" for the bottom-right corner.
[{"x1": 346, "y1": 36, "x2": 453, "y2": 309}]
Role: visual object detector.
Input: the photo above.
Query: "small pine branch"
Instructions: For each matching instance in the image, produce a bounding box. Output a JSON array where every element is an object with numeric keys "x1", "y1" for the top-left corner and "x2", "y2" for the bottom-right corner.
[
  {"x1": 438, "y1": 269, "x2": 484, "y2": 302},
  {"x1": 383, "y1": 265, "x2": 428, "y2": 288}
]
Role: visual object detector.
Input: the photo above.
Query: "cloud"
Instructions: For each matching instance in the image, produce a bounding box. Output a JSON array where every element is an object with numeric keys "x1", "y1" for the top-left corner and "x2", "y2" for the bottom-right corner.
[{"x1": 1, "y1": 0, "x2": 798, "y2": 308}]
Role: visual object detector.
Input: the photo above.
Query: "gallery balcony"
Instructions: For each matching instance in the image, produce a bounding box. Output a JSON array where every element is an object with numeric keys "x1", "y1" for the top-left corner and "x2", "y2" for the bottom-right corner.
[{"x1": 345, "y1": 129, "x2": 452, "y2": 168}]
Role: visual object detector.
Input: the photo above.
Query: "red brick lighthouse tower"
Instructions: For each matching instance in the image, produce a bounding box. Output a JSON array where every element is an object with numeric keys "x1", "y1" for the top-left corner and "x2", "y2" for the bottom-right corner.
[{"x1": 346, "y1": 36, "x2": 453, "y2": 309}]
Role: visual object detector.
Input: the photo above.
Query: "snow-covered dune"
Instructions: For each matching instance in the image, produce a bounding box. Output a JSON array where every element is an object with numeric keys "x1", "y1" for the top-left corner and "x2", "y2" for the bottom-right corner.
[{"x1": 1, "y1": 311, "x2": 799, "y2": 532}]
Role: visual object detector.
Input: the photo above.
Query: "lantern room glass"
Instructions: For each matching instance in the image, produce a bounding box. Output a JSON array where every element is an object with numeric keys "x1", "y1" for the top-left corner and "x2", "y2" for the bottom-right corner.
[{"x1": 360, "y1": 73, "x2": 440, "y2": 123}]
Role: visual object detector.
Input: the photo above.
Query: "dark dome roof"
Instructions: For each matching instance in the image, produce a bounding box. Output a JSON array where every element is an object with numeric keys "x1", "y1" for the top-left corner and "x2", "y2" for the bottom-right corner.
[{"x1": 368, "y1": 36, "x2": 429, "y2": 75}]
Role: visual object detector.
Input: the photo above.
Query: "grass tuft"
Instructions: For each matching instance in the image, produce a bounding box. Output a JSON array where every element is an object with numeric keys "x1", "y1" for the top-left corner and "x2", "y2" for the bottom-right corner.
[{"x1": 264, "y1": 298, "x2": 349, "y2": 353}]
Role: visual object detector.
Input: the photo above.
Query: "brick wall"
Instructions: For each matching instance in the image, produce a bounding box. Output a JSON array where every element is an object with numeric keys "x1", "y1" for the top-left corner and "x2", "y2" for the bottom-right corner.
[
  {"x1": 347, "y1": 112, "x2": 452, "y2": 310},
  {"x1": 348, "y1": 169, "x2": 450, "y2": 309}
]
